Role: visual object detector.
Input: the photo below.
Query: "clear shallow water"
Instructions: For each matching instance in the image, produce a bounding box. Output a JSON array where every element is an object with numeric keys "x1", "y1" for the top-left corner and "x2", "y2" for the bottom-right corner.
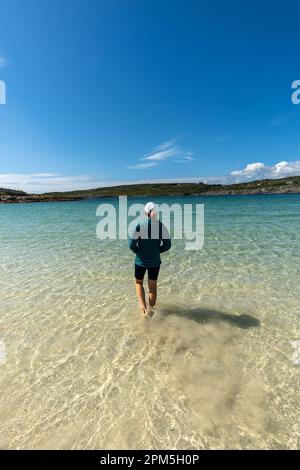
[{"x1": 0, "y1": 194, "x2": 299, "y2": 449}]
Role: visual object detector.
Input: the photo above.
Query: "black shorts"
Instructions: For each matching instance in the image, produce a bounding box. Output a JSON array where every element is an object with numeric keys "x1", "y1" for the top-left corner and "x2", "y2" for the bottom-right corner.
[{"x1": 135, "y1": 264, "x2": 160, "y2": 281}]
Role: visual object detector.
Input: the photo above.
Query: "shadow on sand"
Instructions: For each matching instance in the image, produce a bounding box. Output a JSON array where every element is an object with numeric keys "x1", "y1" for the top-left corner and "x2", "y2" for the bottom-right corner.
[{"x1": 160, "y1": 305, "x2": 260, "y2": 329}]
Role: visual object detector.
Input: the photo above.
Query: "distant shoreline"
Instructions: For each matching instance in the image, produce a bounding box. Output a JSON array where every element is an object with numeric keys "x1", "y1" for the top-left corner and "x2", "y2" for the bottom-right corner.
[{"x1": 1, "y1": 176, "x2": 300, "y2": 204}]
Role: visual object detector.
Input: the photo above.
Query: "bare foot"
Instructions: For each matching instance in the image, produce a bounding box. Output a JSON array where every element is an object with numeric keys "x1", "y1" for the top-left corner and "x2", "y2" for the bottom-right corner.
[
  {"x1": 140, "y1": 307, "x2": 148, "y2": 318},
  {"x1": 146, "y1": 306, "x2": 155, "y2": 318}
]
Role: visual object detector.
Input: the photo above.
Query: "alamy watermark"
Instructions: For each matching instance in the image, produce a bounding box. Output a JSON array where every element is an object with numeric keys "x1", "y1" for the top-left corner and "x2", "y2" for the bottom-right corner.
[
  {"x1": 291, "y1": 80, "x2": 300, "y2": 105},
  {"x1": 96, "y1": 196, "x2": 204, "y2": 251},
  {"x1": 0, "y1": 80, "x2": 6, "y2": 105}
]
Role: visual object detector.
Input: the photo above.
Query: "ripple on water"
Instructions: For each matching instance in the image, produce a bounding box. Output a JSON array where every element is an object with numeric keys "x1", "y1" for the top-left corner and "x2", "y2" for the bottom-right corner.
[{"x1": 0, "y1": 195, "x2": 300, "y2": 449}]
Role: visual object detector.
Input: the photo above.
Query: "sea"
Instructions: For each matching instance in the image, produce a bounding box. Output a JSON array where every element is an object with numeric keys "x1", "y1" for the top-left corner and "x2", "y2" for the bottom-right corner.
[{"x1": 0, "y1": 194, "x2": 299, "y2": 449}]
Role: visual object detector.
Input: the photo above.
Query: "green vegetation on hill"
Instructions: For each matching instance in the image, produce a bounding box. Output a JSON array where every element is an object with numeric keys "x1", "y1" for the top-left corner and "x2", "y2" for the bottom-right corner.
[
  {"x1": 1, "y1": 176, "x2": 300, "y2": 203},
  {"x1": 0, "y1": 188, "x2": 27, "y2": 196},
  {"x1": 37, "y1": 175, "x2": 300, "y2": 198}
]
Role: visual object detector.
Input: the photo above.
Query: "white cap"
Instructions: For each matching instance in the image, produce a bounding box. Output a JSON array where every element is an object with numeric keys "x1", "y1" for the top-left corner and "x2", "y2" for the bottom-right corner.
[{"x1": 144, "y1": 201, "x2": 156, "y2": 214}]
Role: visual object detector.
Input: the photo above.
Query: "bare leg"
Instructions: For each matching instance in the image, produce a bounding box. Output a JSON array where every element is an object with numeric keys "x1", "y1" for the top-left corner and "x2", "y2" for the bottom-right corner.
[
  {"x1": 135, "y1": 279, "x2": 147, "y2": 316},
  {"x1": 148, "y1": 279, "x2": 157, "y2": 313}
]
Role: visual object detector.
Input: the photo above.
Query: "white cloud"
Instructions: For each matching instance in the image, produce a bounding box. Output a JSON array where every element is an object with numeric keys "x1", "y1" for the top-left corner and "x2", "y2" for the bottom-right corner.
[
  {"x1": 1, "y1": 159, "x2": 299, "y2": 194},
  {"x1": 153, "y1": 140, "x2": 177, "y2": 152},
  {"x1": 0, "y1": 57, "x2": 7, "y2": 67},
  {"x1": 231, "y1": 162, "x2": 266, "y2": 177},
  {"x1": 0, "y1": 172, "x2": 229, "y2": 192},
  {"x1": 124, "y1": 159, "x2": 300, "y2": 184},
  {"x1": 142, "y1": 148, "x2": 179, "y2": 161},
  {"x1": 128, "y1": 140, "x2": 194, "y2": 169},
  {"x1": 270, "y1": 160, "x2": 300, "y2": 176},
  {"x1": 0, "y1": 173, "x2": 111, "y2": 194},
  {"x1": 230, "y1": 160, "x2": 300, "y2": 181},
  {"x1": 126, "y1": 162, "x2": 159, "y2": 170},
  {"x1": 173, "y1": 158, "x2": 193, "y2": 163}
]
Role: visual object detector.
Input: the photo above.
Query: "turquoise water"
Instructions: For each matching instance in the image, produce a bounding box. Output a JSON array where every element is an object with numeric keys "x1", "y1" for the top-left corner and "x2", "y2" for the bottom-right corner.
[{"x1": 0, "y1": 194, "x2": 300, "y2": 449}]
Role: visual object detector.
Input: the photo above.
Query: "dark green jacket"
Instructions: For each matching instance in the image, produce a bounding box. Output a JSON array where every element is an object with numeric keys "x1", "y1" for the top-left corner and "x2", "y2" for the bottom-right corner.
[{"x1": 129, "y1": 219, "x2": 171, "y2": 267}]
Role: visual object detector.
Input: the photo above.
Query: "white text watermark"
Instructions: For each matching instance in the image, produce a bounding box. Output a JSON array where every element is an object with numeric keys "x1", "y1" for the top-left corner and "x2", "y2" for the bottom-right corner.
[
  {"x1": 291, "y1": 80, "x2": 300, "y2": 105},
  {"x1": 96, "y1": 196, "x2": 204, "y2": 251}
]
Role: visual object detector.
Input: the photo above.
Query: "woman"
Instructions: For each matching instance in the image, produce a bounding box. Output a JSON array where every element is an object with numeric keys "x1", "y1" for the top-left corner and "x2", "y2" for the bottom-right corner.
[{"x1": 129, "y1": 202, "x2": 171, "y2": 318}]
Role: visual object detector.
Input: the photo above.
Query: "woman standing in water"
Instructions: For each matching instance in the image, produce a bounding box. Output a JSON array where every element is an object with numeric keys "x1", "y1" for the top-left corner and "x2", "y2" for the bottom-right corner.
[{"x1": 129, "y1": 202, "x2": 171, "y2": 318}]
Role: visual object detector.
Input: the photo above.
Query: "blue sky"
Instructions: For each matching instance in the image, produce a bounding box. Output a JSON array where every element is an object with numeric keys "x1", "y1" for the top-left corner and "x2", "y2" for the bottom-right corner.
[{"x1": 0, "y1": 0, "x2": 300, "y2": 192}]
